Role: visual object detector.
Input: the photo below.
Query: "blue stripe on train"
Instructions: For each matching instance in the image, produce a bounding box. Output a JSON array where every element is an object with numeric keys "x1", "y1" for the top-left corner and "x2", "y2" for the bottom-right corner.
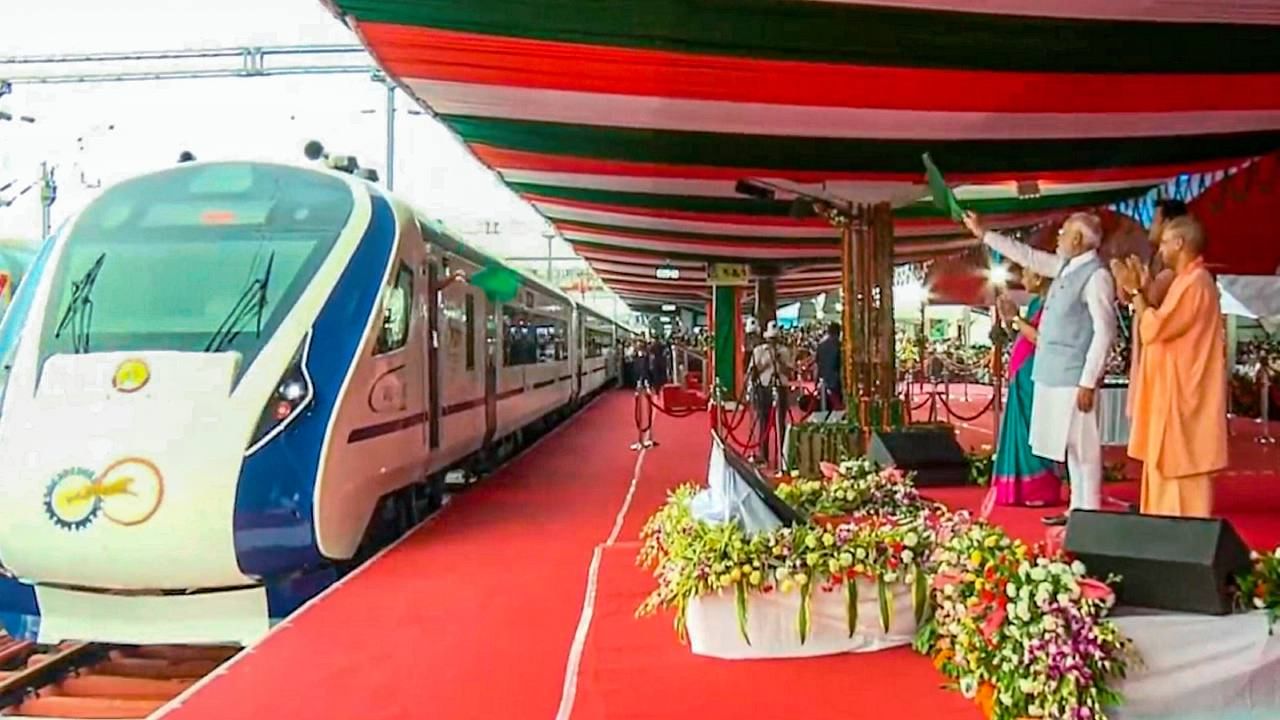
[{"x1": 233, "y1": 193, "x2": 397, "y2": 579}]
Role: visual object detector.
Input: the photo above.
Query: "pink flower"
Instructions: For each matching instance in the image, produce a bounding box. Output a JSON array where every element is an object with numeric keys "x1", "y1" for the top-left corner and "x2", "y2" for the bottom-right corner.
[
  {"x1": 880, "y1": 467, "x2": 906, "y2": 483},
  {"x1": 980, "y1": 603, "x2": 1006, "y2": 641},
  {"x1": 820, "y1": 461, "x2": 840, "y2": 480},
  {"x1": 1079, "y1": 577, "x2": 1115, "y2": 603},
  {"x1": 931, "y1": 569, "x2": 964, "y2": 591}
]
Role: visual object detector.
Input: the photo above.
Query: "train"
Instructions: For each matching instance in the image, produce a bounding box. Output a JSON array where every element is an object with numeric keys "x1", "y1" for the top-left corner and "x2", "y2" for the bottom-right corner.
[{"x1": 0, "y1": 159, "x2": 638, "y2": 646}]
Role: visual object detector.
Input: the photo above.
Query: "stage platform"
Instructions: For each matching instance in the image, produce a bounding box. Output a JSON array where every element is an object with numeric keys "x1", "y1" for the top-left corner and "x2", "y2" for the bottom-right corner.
[{"x1": 153, "y1": 389, "x2": 1280, "y2": 720}]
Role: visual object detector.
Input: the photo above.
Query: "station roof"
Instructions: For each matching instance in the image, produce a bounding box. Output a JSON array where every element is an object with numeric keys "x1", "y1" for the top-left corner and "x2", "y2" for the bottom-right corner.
[{"x1": 324, "y1": 0, "x2": 1280, "y2": 304}]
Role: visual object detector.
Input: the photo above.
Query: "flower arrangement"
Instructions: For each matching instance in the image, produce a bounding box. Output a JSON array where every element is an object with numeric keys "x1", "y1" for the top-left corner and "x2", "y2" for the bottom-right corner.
[
  {"x1": 966, "y1": 446, "x2": 995, "y2": 486},
  {"x1": 636, "y1": 458, "x2": 1137, "y2": 719},
  {"x1": 637, "y1": 461, "x2": 953, "y2": 644},
  {"x1": 915, "y1": 524, "x2": 1135, "y2": 720},
  {"x1": 1235, "y1": 548, "x2": 1280, "y2": 629}
]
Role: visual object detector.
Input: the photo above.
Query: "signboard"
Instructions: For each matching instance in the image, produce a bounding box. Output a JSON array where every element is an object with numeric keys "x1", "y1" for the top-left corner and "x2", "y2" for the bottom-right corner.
[
  {"x1": 707, "y1": 262, "x2": 750, "y2": 286},
  {"x1": 655, "y1": 265, "x2": 681, "y2": 281}
]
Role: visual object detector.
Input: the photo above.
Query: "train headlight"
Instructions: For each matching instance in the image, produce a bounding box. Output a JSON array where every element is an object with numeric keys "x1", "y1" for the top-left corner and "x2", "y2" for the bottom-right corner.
[{"x1": 245, "y1": 336, "x2": 314, "y2": 455}]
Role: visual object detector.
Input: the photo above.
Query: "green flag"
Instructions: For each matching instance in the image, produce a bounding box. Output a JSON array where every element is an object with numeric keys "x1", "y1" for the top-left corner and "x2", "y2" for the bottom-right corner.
[
  {"x1": 922, "y1": 153, "x2": 965, "y2": 222},
  {"x1": 469, "y1": 263, "x2": 523, "y2": 303}
]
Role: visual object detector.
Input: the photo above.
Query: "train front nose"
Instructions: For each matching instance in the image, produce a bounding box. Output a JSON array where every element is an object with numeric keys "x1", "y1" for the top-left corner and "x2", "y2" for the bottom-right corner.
[{"x1": 0, "y1": 352, "x2": 254, "y2": 591}]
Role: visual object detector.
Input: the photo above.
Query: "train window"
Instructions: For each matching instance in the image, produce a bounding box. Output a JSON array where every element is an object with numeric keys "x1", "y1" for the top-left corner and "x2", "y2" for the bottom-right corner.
[
  {"x1": 464, "y1": 293, "x2": 476, "y2": 371},
  {"x1": 502, "y1": 303, "x2": 568, "y2": 366},
  {"x1": 34, "y1": 162, "x2": 354, "y2": 383},
  {"x1": 375, "y1": 263, "x2": 413, "y2": 354}
]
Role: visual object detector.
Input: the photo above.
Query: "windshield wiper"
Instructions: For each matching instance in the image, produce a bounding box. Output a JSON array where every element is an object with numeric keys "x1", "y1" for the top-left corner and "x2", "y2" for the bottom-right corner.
[
  {"x1": 53, "y1": 252, "x2": 106, "y2": 354},
  {"x1": 205, "y1": 251, "x2": 275, "y2": 354}
]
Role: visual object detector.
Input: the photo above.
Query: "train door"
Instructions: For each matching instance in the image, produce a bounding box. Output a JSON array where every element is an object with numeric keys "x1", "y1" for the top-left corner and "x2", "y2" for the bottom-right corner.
[
  {"x1": 483, "y1": 298, "x2": 498, "y2": 446},
  {"x1": 426, "y1": 262, "x2": 441, "y2": 450}
]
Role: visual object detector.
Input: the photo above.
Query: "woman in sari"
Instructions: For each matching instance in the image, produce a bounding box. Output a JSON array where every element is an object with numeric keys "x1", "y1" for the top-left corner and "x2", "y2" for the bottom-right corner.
[{"x1": 991, "y1": 267, "x2": 1061, "y2": 507}]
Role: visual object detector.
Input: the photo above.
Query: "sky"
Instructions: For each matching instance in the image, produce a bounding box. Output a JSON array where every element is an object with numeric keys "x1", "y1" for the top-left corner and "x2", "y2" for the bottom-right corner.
[{"x1": 0, "y1": 0, "x2": 570, "y2": 263}]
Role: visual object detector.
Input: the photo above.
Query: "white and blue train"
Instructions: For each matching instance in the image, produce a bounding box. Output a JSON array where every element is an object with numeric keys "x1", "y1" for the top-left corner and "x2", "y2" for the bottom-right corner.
[{"x1": 0, "y1": 160, "x2": 636, "y2": 646}]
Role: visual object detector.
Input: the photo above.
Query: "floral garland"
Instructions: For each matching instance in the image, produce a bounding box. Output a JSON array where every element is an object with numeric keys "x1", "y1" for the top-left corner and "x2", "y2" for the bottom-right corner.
[{"x1": 636, "y1": 458, "x2": 1138, "y2": 719}]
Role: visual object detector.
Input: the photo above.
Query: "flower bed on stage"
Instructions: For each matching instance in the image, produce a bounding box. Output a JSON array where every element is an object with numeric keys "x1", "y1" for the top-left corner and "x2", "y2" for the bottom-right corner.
[{"x1": 636, "y1": 458, "x2": 1137, "y2": 720}]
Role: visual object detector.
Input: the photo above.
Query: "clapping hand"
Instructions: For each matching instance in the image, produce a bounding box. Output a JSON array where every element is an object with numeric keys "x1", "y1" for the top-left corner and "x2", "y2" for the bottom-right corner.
[{"x1": 1111, "y1": 254, "x2": 1148, "y2": 298}]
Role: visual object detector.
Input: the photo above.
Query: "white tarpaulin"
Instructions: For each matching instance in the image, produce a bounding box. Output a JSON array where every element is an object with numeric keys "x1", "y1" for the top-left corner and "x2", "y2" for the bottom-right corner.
[
  {"x1": 1110, "y1": 609, "x2": 1280, "y2": 719},
  {"x1": 685, "y1": 578, "x2": 917, "y2": 659},
  {"x1": 1219, "y1": 275, "x2": 1280, "y2": 320},
  {"x1": 688, "y1": 433, "x2": 783, "y2": 534}
]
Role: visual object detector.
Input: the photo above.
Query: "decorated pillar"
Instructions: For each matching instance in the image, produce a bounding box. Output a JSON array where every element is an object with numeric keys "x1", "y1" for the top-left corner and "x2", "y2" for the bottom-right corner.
[
  {"x1": 753, "y1": 265, "x2": 779, "y2": 329},
  {"x1": 711, "y1": 284, "x2": 744, "y2": 400}
]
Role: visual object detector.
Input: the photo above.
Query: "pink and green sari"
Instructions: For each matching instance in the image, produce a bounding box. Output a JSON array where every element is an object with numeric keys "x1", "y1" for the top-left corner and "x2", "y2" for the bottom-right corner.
[{"x1": 992, "y1": 296, "x2": 1061, "y2": 506}]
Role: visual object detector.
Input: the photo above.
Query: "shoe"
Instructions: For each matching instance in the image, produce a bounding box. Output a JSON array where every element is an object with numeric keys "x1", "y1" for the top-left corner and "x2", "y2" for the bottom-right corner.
[{"x1": 1041, "y1": 513, "x2": 1068, "y2": 527}]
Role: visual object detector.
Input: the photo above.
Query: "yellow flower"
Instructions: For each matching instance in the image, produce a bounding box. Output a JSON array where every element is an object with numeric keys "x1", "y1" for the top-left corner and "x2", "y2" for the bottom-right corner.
[
  {"x1": 730, "y1": 568, "x2": 742, "y2": 582},
  {"x1": 969, "y1": 551, "x2": 984, "y2": 567},
  {"x1": 973, "y1": 579, "x2": 985, "y2": 591},
  {"x1": 983, "y1": 535, "x2": 999, "y2": 548},
  {"x1": 781, "y1": 579, "x2": 795, "y2": 593},
  {"x1": 749, "y1": 570, "x2": 762, "y2": 585}
]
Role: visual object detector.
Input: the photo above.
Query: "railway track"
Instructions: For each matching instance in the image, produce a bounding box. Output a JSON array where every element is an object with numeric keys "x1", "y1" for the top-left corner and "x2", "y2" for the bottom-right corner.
[{"x1": 0, "y1": 634, "x2": 237, "y2": 718}]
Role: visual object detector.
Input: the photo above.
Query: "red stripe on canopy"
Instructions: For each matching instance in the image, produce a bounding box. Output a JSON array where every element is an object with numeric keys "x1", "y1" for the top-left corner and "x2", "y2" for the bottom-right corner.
[{"x1": 363, "y1": 23, "x2": 1280, "y2": 114}]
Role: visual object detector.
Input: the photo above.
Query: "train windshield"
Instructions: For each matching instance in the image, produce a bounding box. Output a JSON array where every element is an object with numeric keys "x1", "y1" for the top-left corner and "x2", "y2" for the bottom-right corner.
[{"x1": 37, "y1": 162, "x2": 355, "y2": 378}]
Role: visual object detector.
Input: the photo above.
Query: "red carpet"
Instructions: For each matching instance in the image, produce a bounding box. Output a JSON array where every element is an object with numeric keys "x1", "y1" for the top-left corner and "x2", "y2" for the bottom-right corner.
[
  {"x1": 156, "y1": 390, "x2": 1280, "y2": 720},
  {"x1": 158, "y1": 392, "x2": 685, "y2": 720}
]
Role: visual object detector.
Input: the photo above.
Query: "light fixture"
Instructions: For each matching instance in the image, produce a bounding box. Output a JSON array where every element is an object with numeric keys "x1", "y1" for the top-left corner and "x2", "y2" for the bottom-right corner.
[
  {"x1": 661, "y1": 303, "x2": 676, "y2": 312},
  {"x1": 988, "y1": 264, "x2": 1011, "y2": 287},
  {"x1": 655, "y1": 264, "x2": 680, "y2": 280}
]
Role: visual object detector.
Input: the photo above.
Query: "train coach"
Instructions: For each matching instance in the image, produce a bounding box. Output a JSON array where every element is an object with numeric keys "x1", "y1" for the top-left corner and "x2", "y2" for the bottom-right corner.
[{"x1": 0, "y1": 159, "x2": 633, "y2": 645}]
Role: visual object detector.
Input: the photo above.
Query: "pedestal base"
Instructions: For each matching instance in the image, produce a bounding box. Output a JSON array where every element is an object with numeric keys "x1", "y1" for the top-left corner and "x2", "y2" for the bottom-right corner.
[{"x1": 685, "y1": 578, "x2": 917, "y2": 659}]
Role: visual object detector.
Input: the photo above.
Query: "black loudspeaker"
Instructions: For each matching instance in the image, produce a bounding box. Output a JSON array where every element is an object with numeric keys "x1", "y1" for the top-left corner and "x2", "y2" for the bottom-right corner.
[
  {"x1": 1064, "y1": 510, "x2": 1251, "y2": 615},
  {"x1": 867, "y1": 426, "x2": 969, "y2": 487}
]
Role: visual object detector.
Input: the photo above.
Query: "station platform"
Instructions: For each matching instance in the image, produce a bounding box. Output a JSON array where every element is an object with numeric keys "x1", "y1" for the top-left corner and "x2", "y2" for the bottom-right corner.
[{"x1": 152, "y1": 389, "x2": 1279, "y2": 720}]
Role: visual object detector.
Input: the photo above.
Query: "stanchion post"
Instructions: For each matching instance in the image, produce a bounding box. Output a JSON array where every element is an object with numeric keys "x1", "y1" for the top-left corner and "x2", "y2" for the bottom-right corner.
[{"x1": 1259, "y1": 369, "x2": 1275, "y2": 445}]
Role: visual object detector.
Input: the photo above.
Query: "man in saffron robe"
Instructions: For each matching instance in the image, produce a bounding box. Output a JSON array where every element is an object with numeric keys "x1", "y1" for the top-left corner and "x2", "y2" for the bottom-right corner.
[{"x1": 1115, "y1": 215, "x2": 1228, "y2": 517}]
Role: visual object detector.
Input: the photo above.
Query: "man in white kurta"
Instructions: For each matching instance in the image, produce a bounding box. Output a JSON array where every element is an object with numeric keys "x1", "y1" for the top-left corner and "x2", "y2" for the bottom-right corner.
[{"x1": 964, "y1": 211, "x2": 1117, "y2": 525}]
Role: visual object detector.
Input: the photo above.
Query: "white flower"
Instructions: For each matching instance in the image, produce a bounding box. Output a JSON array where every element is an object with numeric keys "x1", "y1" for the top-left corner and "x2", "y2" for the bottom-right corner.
[
  {"x1": 1028, "y1": 705, "x2": 1043, "y2": 717},
  {"x1": 1071, "y1": 560, "x2": 1087, "y2": 575},
  {"x1": 1255, "y1": 596, "x2": 1267, "y2": 609},
  {"x1": 904, "y1": 532, "x2": 919, "y2": 548},
  {"x1": 884, "y1": 572, "x2": 899, "y2": 583},
  {"x1": 1006, "y1": 583, "x2": 1019, "y2": 598},
  {"x1": 901, "y1": 549, "x2": 915, "y2": 564},
  {"x1": 1029, "y1": 567, "x2": 1048, "y2": 582},
  {"x1": 775, "y1": 568, "x2": 790, "y2": 582}
]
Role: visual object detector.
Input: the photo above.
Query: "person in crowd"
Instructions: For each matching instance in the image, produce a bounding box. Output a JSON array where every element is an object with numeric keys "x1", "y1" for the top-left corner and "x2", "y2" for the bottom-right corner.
[
  {"x1": 990, "y1": 267, "x2": 1061, "y2": 507},
  {"x1": 1115, "y1": 215, "x2": 1227, "y2": 517},
  {"x1": 630, "y1": 338, "x2": 652, "y2": 389},
  {"x1": 964, "y1": 210, "x2": 1116, "y2": 526},
  {"x1": 814, "y1": 322, "x2": 843, "y2": 409},
  {"x1": 750, "y1": 321, "x2": 794, "y2": 465},
  {"x1": 646, "y1": 337, "x2": 669, "y2": 388}
]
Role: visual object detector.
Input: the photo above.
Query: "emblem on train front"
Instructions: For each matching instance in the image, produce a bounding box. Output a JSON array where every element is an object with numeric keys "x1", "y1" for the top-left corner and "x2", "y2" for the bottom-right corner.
[
  {"x1": 43, "y1": 458, "x2": 165, "y2": 531},
  {"x1": 44, "y1": 467, "x2": 101, "y2": 531},
  {"x1": 112, "y1": 358, "x2": 150, "y2": 393}
]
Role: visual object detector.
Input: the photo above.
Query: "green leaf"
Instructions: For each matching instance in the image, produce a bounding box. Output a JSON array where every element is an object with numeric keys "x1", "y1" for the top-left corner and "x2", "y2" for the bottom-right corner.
[
  {"x1": 798, "y1": 578, "x2": 813, "y2": 645},
  {"x1": 913, "y1": 567, "x2": 929, "y2": 626},
  {"x1": 878, "y1": 575, "x2": 892, "y2": 633},
  {"x1": 846, "y1": 577, "x2": 859, "y2": 638},
  {"x1": 735, "y1": 581, "x2": 752, "y2": 646}
]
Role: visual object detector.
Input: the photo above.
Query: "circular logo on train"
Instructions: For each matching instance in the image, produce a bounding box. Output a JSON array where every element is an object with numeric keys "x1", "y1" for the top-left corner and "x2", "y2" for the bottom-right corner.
[
  {"x1": 96, "y1": 457, "x2": 164, "y2": 526},
  {"x1": 112, "y1": 358, "x2": 150, "y2": 393},
  {"x1": 42, "y1": 458, "x2": 165, "y2": 532},
  {"x1": 44, "y1": 467, "x2": 101, "y2": 531}
]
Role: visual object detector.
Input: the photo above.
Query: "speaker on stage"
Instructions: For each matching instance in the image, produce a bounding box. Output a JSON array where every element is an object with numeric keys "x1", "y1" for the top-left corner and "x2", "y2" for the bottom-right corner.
[
  {"x1": 1064, "y1": 510, "x2": 1251, "y2": 615},
  {"x1": 867, "y1": 426, "x2": 969, "y2": 487}
]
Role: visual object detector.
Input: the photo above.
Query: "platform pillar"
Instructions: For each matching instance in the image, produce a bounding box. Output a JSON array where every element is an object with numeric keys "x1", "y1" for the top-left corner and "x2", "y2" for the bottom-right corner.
[{"x1": 712, "y1": 284, "x2": 744, "y2": 400}]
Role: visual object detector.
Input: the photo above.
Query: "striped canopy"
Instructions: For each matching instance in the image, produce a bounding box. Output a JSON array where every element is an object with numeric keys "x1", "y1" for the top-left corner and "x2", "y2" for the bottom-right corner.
[{"x1": 324, "y1": 0, "x2": 1280, "y2": 304}]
